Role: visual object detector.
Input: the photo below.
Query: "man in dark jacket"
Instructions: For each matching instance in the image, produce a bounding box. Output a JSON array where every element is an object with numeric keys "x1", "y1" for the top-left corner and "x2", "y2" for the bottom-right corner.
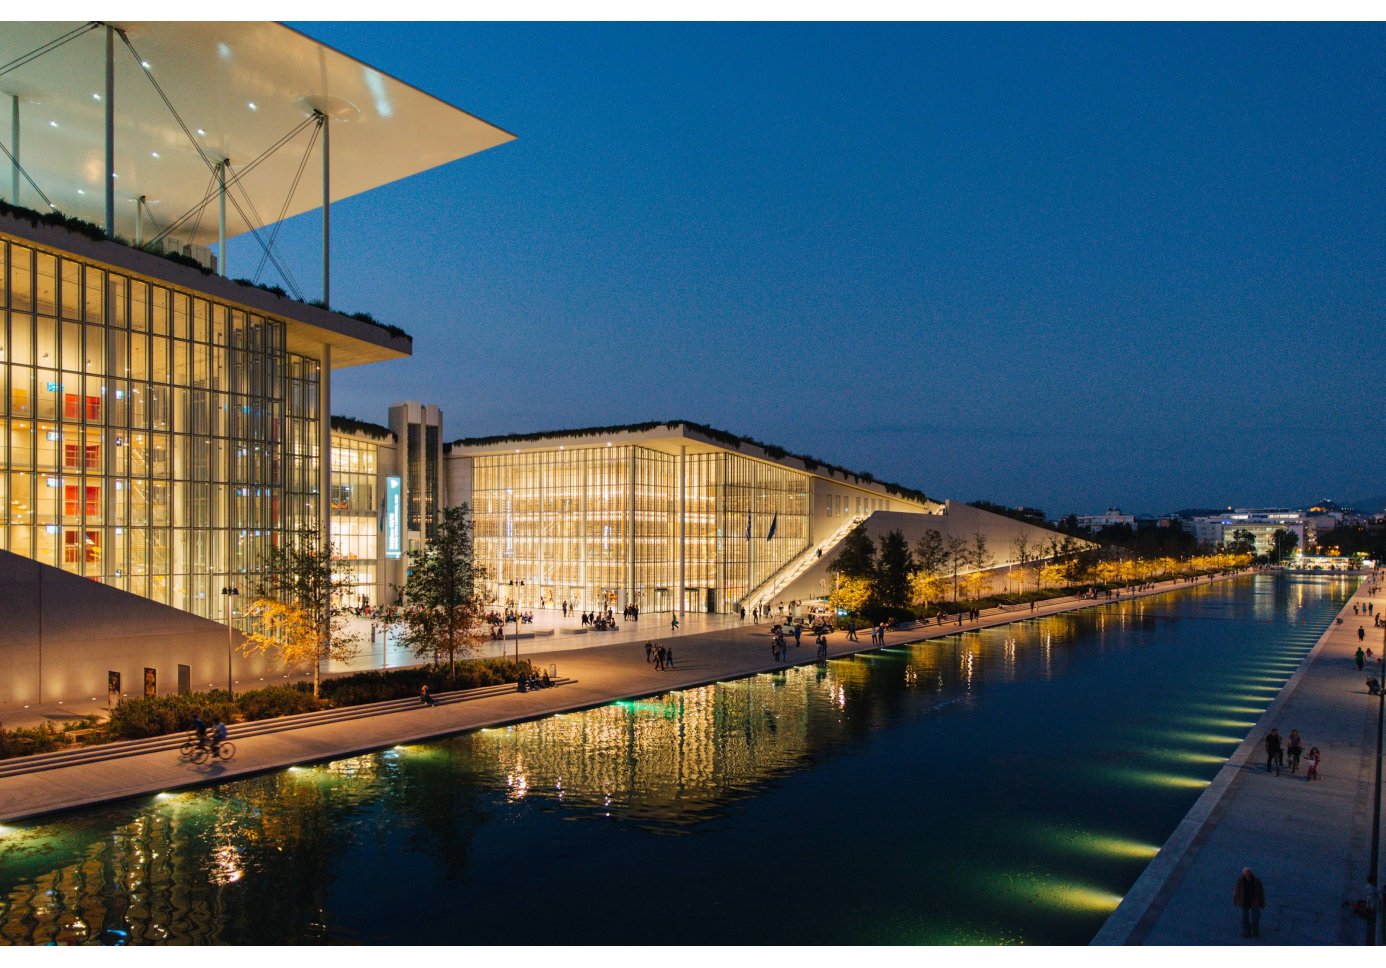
[
  {"x1": 1265, "y1": 729, "x2": 1283, "y2": 775},
  {"x1": 1234, "y1": 868, "x2": 1265, "y2": 937}
]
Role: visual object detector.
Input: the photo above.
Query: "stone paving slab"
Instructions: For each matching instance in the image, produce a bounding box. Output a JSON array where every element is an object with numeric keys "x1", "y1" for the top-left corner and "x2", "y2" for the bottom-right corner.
[
  {"x1": 1094, "y1": 572, "x2": 1382, "y2": 946},
  {"x1": 0, "y1": 571, "x2": 1243, "y2": 825}
]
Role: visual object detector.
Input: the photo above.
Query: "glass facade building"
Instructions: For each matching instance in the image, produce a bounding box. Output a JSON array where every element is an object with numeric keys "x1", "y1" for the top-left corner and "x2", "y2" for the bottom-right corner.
[
  {"x1": 329, "y1": 430, "x2": 383, "y2": 607},
  {"x1": 0, "y1": 233, "x2": 329, "y2": 620},
  {"x1": 463, "y1": 438, "x2": 854, "y2": 615}
]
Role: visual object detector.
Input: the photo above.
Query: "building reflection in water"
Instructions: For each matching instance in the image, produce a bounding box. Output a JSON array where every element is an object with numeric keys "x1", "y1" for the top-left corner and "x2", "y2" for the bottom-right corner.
[{"x1": 0, "y1": 574, "x2": 1348, "y2": 944}]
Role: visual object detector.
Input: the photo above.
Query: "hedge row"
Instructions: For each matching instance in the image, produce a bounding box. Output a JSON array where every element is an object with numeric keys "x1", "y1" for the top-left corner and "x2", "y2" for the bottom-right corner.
[{"x1": 1, "y1": 658, "x2": 541, "y2": 755}]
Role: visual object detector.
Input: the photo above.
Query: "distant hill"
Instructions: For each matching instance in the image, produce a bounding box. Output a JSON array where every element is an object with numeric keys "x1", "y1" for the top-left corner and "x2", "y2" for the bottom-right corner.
[{"x1": 1343, "y1": 496, "x2": 1386, "y2": 515}]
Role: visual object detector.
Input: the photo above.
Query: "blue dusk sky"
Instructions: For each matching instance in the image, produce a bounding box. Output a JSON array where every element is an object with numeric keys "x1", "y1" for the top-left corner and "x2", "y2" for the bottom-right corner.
[{"x1": 235, "y1": 23, "x2": 1386, "y2": 517}]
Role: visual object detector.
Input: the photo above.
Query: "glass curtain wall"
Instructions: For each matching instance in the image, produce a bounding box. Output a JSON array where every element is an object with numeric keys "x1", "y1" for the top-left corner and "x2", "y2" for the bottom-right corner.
[
  {"x1": 329, "y1": 433, "x2": 378, "y2": 607},
  {"x1": 0, "y1": 236, "x2": 319, "y2": 620},
  {"x1": 471, "y1": 444, "x2": 809, "y2": 614}
]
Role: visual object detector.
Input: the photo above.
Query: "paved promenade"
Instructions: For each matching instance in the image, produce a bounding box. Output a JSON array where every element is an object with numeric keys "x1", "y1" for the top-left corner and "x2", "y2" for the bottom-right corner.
[
  {"x1": 0, "y1": 571, "x2": 1242, "y2": 824},
  {"x1": 1095, "y1": 571, "x2": 1381, "y2": 945}
]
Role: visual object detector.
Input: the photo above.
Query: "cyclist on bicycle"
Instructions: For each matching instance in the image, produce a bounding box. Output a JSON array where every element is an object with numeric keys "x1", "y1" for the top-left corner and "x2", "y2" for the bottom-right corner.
[
  {"x1": 191, "y1": 714, "x2": 209, "y2": 750},
  {"x1": 211, "y1": 718, "x2": 228, "y2": 756}
]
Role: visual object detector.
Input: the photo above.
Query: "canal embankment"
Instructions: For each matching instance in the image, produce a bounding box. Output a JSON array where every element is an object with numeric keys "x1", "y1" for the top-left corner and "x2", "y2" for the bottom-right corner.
[
  {"x1": 0, "y1": 570, "x2": 1250, "y2": 824},
  {"x1": 1094, "y1": 572, "x2": 1380, "y2": 945}
]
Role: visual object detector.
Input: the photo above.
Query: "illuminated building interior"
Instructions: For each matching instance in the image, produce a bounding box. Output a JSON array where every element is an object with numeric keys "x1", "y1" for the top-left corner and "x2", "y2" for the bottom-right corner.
[{"x1": 1, "y1": 236, "x2": 322, "y2": 619}]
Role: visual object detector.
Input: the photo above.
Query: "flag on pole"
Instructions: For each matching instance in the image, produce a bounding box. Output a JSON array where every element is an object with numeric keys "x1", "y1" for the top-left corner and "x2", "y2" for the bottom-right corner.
[
  {"x1": 767, "y1": 511, "x2": 778, "y2": 541},
  {"x1": 746, "y1": 513, "x2": 752, "y2": 542}
]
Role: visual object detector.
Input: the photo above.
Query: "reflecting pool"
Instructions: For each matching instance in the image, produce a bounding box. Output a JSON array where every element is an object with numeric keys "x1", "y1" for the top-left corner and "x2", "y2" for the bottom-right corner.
[{"x1": 0, "y1": 573, "x2": 1355, "y2": 945}]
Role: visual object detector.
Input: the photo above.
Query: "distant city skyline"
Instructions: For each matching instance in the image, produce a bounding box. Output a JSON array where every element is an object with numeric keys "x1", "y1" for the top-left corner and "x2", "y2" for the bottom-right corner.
[{"x1": 220, "y1": 23, "x2": 1386, "y2": 515}]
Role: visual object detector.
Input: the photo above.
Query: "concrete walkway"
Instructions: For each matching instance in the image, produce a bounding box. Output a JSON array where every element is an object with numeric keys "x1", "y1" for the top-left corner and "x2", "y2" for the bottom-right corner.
[
  {"x1": 0, "y1": 570, "x2": 1246, "y2": 824},
  {"x1": 1094, "y1": 571, "x2": 1382, "y2": 945}
]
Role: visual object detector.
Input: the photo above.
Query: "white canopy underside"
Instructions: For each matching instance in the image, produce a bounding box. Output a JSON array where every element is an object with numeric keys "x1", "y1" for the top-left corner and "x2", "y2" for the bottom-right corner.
[{"x1": 0, "y1": 22, "x2": 514, "y2": 247}]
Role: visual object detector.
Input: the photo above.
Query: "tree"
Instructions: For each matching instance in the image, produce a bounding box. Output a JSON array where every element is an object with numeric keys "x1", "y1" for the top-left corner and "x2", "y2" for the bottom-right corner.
[
  {"x1": 945, "y1": 534, "x2": 969, "y2": 601},
  {"x1": 243, "y1": 527, "x2": 358, "y2": 697},
  {"x1": 1225, "y1": 529, "x2": 1257, "y2": 557},
  {"x1": 830, "y1": 524, "x2": 877, "y2": 580},
  {"x1": 971, "y1": 532, "x2": 994, "y2": 573},
  {"x1": 914, "y1": 529, "x2": 948, "y2": 580},
  {"x1": 875, "y1": 529, "x2": 913, "y2": 608},
  {"x1": 909, "y1": 571, "x2": 947, "y2": 611},
  {"x1": 830, "y1": 576, "x2": 873, "y2": 618},
  {"x1": 1010, "y1": 533, "x2": 1033, "y2": 593},
  {"x1": 911, "y1": 528, "x2": 950, "y2": 611},
  {"x1": 399, "y1": 504, "x2": 492, "y2": 681},
  {"x1": 960, "y1": 570, "x2": 990, "y2": 601},
  {"x1": 1269, "y1": 528, "x2": 1299, "y2": 564}
]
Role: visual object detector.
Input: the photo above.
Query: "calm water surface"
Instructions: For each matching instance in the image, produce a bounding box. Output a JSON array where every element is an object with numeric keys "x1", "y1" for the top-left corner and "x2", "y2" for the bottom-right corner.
[{"x1": 0, "y1": 573, "x2": 1356, "y2": 945}]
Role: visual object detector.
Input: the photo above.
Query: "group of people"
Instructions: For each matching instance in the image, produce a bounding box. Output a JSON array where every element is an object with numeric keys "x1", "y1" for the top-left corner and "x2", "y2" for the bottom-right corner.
[
  {"x1": 1262, "y1": 726, "x2": 1320, "y2": 781},
  {"x1": 517, "y1": 669, "x2": 554, "y2": 692},
  {"x1": 644, "y1": 641, "x2": 674, "y2": 669},
  {"x1": 582, "y1": 609, "x2": 620, "y2": 631},
  {"x1": 742, "y1": 601, "x2": 804, "y2": 623},
  {"x1": 484, "y1": 610, "x2": 535, "y2": 638}
]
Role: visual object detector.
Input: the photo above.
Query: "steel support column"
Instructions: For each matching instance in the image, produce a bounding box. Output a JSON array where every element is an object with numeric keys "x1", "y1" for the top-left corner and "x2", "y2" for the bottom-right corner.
[
  {"x1": 9, "y1": 94, "x2": 18, "y2": 205},
  {"x1": 104, "y1": 25, "x2": 115, "y2": 238},
  {"x1": 217, "y1": 161, "x2": 227, "y2": 275},
  {"x1": 320, "y1": 111, "x2": 330, "y2": 307},
  {"x1": 678, "y1": 445, "x2": 687, "y2": 621}
]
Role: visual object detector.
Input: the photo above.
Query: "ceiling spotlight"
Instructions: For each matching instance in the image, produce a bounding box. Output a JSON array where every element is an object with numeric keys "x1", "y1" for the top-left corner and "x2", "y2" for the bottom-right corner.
[
  {"x1": 247, "y1": 102, "x2": 256, "y2": 111},
  {"x1": 49, "y1": 120, "x2": 57, "y2": 127},
  {"x1": 151, "y1": 152, "x2": 159, "y2": 159},
  {"x1": 197, "y1": 128, "x2": 206, "y2": 136},
  {"x1": 141, "y1": 60, "x2": 150, "y2": 69}
]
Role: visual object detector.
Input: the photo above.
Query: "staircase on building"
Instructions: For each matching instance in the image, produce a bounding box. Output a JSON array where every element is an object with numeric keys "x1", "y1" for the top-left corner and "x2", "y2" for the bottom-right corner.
[{"x1": 743, "y1": 513, "x2": 867, "y2": 610}]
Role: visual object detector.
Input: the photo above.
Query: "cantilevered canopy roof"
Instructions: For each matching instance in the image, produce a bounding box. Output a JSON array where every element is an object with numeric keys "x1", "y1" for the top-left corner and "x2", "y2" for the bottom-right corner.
[{"x1": 0, "y1": 22, "x2": 514, "y2": 247}]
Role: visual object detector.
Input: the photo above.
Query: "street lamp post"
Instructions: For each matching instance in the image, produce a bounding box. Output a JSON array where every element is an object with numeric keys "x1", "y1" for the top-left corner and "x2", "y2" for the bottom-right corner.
[{"x1": 220, "y1": 586, "x2": 239, "y2": 696}]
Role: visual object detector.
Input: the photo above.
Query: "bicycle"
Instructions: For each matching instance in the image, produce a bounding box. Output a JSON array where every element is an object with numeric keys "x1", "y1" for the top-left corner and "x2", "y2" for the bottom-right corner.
[
  {"x1": 191, "y1": 741, "x2": 236, "y2": 764},
  {"x1": 179, "y1": 732, "x2": 208, "y2": 760}
]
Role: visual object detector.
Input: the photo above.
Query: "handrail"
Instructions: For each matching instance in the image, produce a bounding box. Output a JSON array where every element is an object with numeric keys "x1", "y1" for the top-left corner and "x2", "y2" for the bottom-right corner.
[{"x1": 744, "y1": 514, "x2": 867, "y2": 608}]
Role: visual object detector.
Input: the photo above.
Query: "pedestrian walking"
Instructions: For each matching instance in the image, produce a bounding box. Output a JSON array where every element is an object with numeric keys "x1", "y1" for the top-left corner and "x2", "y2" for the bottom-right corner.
[
  {"x1": 1234, "y1": 868, "x2": 1265, "y2": 938},
  {"x1": 1264, "y1": 728, "x2": 1282, "y2": 775},
  {"x1": 671, "y1": 615, "x2": 679, "y2": 633},
  {"x1": 1357, "y1": 646, "x2": 1366, "y2": 671},
  {"x1": 665, "y1": 646, "x2": 674, "y2": 668},
  {"x1": 1287, "y1": 729, "x2": 1303, "y2": 774},
  {"x1": 847, "y1": 618, "x2": 857, "y2": 641},
  {"x1": 1360, "y1": 626, "x2": 1366, "y2": 642},
  {"x1": 1306, "y1": 746, "x2": 1321, "y2": 781},
  {"x1": 645, "y1": 641, "x2": 653, "y2": 663}
]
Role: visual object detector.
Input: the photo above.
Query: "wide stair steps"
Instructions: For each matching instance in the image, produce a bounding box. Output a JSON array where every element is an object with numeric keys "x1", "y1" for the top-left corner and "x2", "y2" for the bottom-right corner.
[{"x1": 744, "y1": 514, "x2": 867, "y2": 609}]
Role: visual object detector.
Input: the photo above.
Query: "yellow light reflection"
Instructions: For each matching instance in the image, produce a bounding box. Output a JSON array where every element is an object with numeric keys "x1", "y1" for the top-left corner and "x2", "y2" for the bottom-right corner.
[
  {"x1": 1050, "y1": 884, "x2": 1126, "y2": 912},
  {"x1": 1179, "y1": 717, "x2": 1258, "y2": 730},
  {"x1": 1119, "y1": 768, "x2": 1213, "y2": 789},
  {"x1": 1160, "y1": 730, "x2": 1246, "y2": 745}
]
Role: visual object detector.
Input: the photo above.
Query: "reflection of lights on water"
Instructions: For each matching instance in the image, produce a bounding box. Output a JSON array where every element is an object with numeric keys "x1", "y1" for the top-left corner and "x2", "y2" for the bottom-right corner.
[
  {"x1": 1159, "y1": 730, "x2": 1246, "y2": 746},
  {"x1": 1177, "y1": 716, "x2": 1258, "y2": 731},
  {"x1": 1082, "y1": 835, "x2": 1160, "y2": 860},
  {"x1": 837, "y1": 685, "x2": 846, "y2": 709},
  {"x1": 1148, "y1": 748, "x2": 1229, "y2": 765},
  {"x1": 1116, "y1": 769, "x2": 1212, "y2": 790},
  {"x1": 212, "y1": 844, "x2": 243, "y2": 885},
  {"x1": 1048, "y1": 884, "x2": 1126, "y2": 913},
  {"x1": 506, "y1": 771, "x2": 529, "y2": 800}
]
